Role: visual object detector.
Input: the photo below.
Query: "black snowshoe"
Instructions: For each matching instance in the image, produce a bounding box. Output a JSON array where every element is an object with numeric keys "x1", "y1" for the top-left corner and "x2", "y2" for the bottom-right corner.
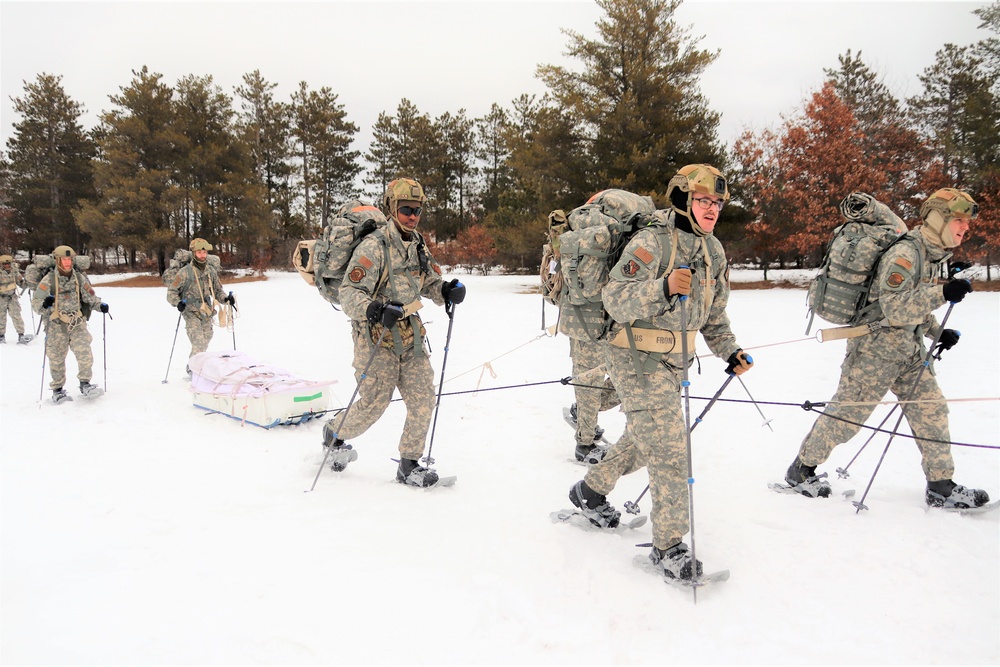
[
  {"x1": 784, "y1": 457, "x2": 832, "y2": 498},
  {"x1": 323, "y1": 438, "x2": 358, "y2": 472},
  {"x1": 926, "y1": 479, "x2": 990, "y2": 509},
  {"x1": 568, "y1": 480, "x2": 621, "y2": 528},
  {"x1": 397, "y1": 458, "x2": 440, "y2": 488}
]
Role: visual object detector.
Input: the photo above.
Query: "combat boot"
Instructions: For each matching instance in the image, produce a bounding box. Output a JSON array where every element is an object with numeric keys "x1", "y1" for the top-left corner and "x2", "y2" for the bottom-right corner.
[
  {"x1": 322, "y1": 437, "x2": 358, "y2": 472},
  {"x1": 79, "y1": 381, "x2": 104, "y2": 399},
  {"x1": 649, "y1": 542, "x2": 703, "y2": 581},
  {"x1": 0, "y1": 334, "x2": 5, "y2": 343},
  {"x1": 785, "y1": 457, "x2": 832, "y2": 498},
  {"x1": 926, "y1": 479, "x2": 990, "y2": 509},
  {"x1": 52, "y1": 387, "x2": 73, "y2": 404},
  {"x1": 568, "y1": 480, "x2": 621, "y2": 528},
  {"x1": 396, "y1": 458, "x2": 439, "y2": 487}
]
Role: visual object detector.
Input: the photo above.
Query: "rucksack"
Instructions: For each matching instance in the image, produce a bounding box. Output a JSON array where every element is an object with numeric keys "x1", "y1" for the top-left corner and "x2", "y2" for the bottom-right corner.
[
  {"x1": 25, "y1": 254, "x2": 91, "y2": 292},
  {"x1": 540, "y1": 210, "x2": 569, "y2": 307},
  {"x1": 806, "y1": 192, "x2": 912, "y2": 333},
  {"x1": 162, "y1": 249, "x2": 222, "y2": 286},
  {"x1": 293, "y1": 200, "x2": 389, "y2": 306},
  {"x1": 556, "y1": 189, "x2": 657, "y2": 341}
]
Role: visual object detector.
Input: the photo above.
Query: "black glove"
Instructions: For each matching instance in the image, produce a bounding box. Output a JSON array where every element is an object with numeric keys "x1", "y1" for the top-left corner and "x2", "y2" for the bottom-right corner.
[
  {"x1": 948, "y1": 261, "x2": 972, "y2": 278},
  {"x1": 725, "y1": 349, "x2": 754, "y2": 376},
  {"x1": 938, "y1": 329, "x2": 961, "y2": 351},
  {"x1": 177, "y1": 300, "x2": 187, "y2": 313},
  {"x1": 366, "y1": 301, "x2": 405, "y2": 328},
  {"x1": 226, "y1": 291, "x2": 236, "y2": 307},
  {"x1": 942, "y1": 279, "x2": 972, "y2": 303},
  {"x1": 99, "y1": 303, "x2": 109, "y2": 314},
  {"x1": 441, "y1": 279, "x2": 466, "y2": 305},
  {"x1": 41, "y1": 295, "x2": 55, "y2": 309}
]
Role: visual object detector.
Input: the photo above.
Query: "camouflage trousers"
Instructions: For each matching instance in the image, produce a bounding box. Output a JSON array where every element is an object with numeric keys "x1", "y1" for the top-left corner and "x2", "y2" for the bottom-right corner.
[
  {"x1": 183, "y1": 312, "x2": 215, "y2": 357},
  {"x1": 585, "y1": 345, "x2": 690, "y2": 551},
  {"x1": 0, "y1": 294, "x2": 25, "y2": 336},
  {"x1": 44, "y1": 317, "x2": 94, "y2": 389},
  {"x1": 797, "y1": 329, "x2": 954, "y2": 482},
  {"x1": 570, "y1": 337, "x2": 620, "y2": 445},
  {"x1": 323, "y1": 323, "x2": 435, "y2": 460}
]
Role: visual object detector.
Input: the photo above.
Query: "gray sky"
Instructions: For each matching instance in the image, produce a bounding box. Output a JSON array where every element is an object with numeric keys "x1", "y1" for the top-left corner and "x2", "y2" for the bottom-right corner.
[{"x1": 0, "y1": 0, "x2": 990, "y2": 155}]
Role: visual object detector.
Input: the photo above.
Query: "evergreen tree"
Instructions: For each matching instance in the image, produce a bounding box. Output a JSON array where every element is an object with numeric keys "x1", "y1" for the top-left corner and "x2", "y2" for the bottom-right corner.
[
  {"x1": 4, "y1": 73, "x2": 96, "y2": 255},
  {"x1": 537, "y1": 0, "x2": 723, "y2": 193},
  {"x1": 475, "y1": 103, "x2": 514, "y2": 213}
]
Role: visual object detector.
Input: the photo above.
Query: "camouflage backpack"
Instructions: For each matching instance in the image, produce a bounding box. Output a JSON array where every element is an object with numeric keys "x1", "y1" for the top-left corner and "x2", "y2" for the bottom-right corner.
[
  {"x1": 293, "y1": 200, "x2": 390, "y2": 306},
  {"x1": 556, "y1": 189, "x2": 657, "y2": 341},
  {"x1": 25, "y1": 253, "x2": 91, "y2": 292},
  {"x1": 806, "y1": 192, "x2": 914, "y2": 333},
  {"x1": 162, "y1": 249, "x2": 222, "y2": 286},
  {"x1": 540, "y1": 210, "x2": 570, "y2": 307}
]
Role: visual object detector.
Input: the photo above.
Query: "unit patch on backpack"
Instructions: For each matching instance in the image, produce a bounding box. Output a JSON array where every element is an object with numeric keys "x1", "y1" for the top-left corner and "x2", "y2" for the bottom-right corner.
[
  {"x1": 555, "y1": 189, "x2": 656, "y2": 341},
  {"x1": 806, "y1": 192, "x2": 912, "y2": 333},
  {"x1": 292, "y1": 200, "x2": 389, "y2": 306}
]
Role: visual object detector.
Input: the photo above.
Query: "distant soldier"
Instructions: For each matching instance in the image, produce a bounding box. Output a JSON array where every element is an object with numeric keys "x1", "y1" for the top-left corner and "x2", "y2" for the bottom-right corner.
[
  {"x1": 0, "y1": 254, "x2": 28, "y2": 344},
  {"x1": 782, "y1": 188, "x2": 991, "y2": 509},
  {"x1": 32, "y1": 246, "x2": 109, "y2": 402},
  {"x1": 323, "y1": 178, "x2": 466, "y2": 487},
  {"x1": 166, "y1": 238, "x2": 233, "y2": 369}
]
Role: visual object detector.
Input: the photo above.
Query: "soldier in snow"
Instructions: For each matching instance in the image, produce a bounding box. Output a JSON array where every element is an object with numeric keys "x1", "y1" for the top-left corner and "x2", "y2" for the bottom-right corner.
[
  {"x1": 567, "y1": 164, "x2": 754, "y2": 582},
  {"x1": 322, "y1": 178, "x2": 466, "y2": 487},
  {"x1": 783, "y1": 188, "x2": 991, "y2": 509},
  {"x1": 0, "y1": 254, "x2": 28, "y2": 344},
  {"x1": 166, "y1": 238, "x2": 233, "y2": 370},
  {"x1": 32, "y1": 246, "x2": 108, "y2": 402}
]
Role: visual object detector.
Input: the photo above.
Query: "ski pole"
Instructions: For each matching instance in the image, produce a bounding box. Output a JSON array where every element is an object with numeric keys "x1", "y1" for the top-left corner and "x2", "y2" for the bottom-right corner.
[
  {"x1": 624, "y1": 370, "x2": 739, "y2": 515},
  {"x1": 37, "y1": 316, "x2": 49, "y2": 406},
  {"x1": 737, "y1": 375, "x2": 774, "y2": 431},
  {"x1": 423, "y1": 302, "x2": 459, "y2": 466},
  {"x1": 678, "y1": 288, "x2": 701, "y2": 602},
  {"x1": 102, "y1": 308, "x2": 112, "y2": 391},
  {"x1": 308, "y1": 327, "x2": 389, "y2": 492},
  {"x1": 162, "y1": 311, "x2": 183, "y2": 384},
  {"x1": 228, "y1": 293, "x2": 237, "y2": 350},
  {"x1": 25, "y1": 289, "x2": 35, "y2": 333},
  {"x1": 853, "y1": 303, "x2": 956, "y2": 513}
]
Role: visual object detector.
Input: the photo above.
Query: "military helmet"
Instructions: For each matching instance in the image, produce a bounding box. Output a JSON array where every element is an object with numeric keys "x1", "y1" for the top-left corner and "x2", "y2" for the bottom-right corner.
[
  {"x1": 383, "y1": 178, "x2": 427, "y2": 211},
  {"x1": 668, "y1": 164, "x2": 730, "y2": 208},
  {"x1": 920, "y1": 188, "x2": 978, "y2": 222},
  {"x1": 52, "y1": 245, "x2": 77, "y2": 258},
  {"x1": 189, "y1": 238, "x2": 213, "y2": 252},
  {"x1": 0, "y1": 254, "x2": 13, "y2": 264}
]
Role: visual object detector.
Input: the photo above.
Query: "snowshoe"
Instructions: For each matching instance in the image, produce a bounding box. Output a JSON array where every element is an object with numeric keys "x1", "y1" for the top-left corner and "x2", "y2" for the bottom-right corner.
[
  {"x1": 575, "y1": 443, "x2": 609, "y2": 465},
  {"x1": 926, "y1": 479, "x2": 990, "y2": 509},
  {"x1": 0, "y1": 334, "x2": 5, "y2": 343},
  {"x1": 396, "y1": 458, "x2": 440, "y2": 488},
  {"x1": 52, "y1": 388, "x2": 73, "y2": 404},
  {"x1": 323, "y1": 440, "x2": 358, "y2": 472},
  {"x1": 568, "y1": 480, "x2": 621, "y2": 528},
  {"x1": 649, "y1": 542, "x2": 703, "y2": 582},
  {"x1": 569, "y1": 402, "x2": 605, "y2": 442},
  {"x1": 79, "y1": 382, "x2": 104, "y2": 399},
  {"x1": 784, "y1": 458, "x2": 832, "y2": 498},
  {"x1": 17, "y1": 333, "x2": 33, "y2": 344}
]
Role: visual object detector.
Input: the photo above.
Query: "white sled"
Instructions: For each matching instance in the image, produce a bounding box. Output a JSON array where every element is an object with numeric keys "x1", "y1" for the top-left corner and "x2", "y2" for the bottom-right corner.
[{"x1": 188, "y1": 351, "x2": 336, "y2": 429}]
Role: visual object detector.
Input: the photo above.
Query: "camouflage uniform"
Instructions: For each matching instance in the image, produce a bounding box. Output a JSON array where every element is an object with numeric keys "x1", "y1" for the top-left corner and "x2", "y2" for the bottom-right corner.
[
  {"x1": 583, "y1": 210, "x2": 742, "y2": 551},
  {"x1": 796, "y1": 227, "x2": 956, "y2": 481},
  {"x1": 569, "y1": 337, "x2": 620, "y2": 445},
  {"x1": 166, "y1": 261, "x2": 227, "y2": 357},
  {"x1": 328, "y1": 219, "x2": 446, "y2": 460},
  {"x1": 0, "y1": 261, "x2": 26, "y2": 337},
  {"x1": 32, "y1": 267, "x2": 103, "y2": 389}
]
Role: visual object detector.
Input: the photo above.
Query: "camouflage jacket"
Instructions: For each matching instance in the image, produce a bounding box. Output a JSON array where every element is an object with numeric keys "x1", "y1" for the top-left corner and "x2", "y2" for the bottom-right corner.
[
  {"x1": 602, "y1": 210, "x2": 741, "y2": 361},
  {"x1": 0, "y1": 265, "x2": 24, "y2": 296},
  {"x1": 339, "y1": 221, "x2": 445, "y2": 325},
  {"x1": 32, "y1": 268, "x2": 102, "y2": 316},
  {"x1": 869, "y1": 227, "x2": 949, "y2": 338},
  {"x1": 166, "y1": 262, "x2": 227, "y2": 319}
]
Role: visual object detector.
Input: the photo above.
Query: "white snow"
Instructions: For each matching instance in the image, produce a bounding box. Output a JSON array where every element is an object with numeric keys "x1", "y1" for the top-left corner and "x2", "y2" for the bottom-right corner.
[{"x1": 1, "y1": 272, "x2": 997, "y2": 665}]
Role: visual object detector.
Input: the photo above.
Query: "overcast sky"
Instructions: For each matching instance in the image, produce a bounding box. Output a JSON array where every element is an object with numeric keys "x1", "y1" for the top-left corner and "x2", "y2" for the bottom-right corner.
[{"x1": 0, "y1": 1, "x2": 990, "y2": 156}]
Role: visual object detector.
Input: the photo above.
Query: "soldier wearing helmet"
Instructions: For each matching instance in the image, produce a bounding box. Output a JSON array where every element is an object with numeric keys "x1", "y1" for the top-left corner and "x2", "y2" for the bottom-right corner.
[
  {"x1": 567, "y1": 164, "x2": 754, "y2": 582},
  {"x1": 324, "y1": 178, "x2": 467, "y2": 487},
  {"x1": 783, "y1": 188, "x2": 991, "y2": 509},
  {"x1": 165, "y1": 238, "x2": 233, "y2": 371},
  {"x1": 31, "y1": 245, "x2": 108, "y2": 402},
  {"x1": 0, "y1": 253, "x2": 29, "y2": 344}
]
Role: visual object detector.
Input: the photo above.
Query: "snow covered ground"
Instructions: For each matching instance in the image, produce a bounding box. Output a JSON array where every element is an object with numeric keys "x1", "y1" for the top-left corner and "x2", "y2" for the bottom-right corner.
[{"x1": 1, "y1": 271, "x2": 997, "y2": 665}]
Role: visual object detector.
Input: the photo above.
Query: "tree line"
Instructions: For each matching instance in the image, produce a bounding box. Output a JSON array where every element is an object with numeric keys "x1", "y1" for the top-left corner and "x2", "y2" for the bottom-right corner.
[{"x1": 1, "y1": 0, "x2": 997, "y2": 277}]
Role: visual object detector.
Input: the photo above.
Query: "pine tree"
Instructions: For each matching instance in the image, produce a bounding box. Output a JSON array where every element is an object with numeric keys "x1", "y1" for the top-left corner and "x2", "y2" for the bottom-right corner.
[{"x1": 4, "y1": 73, "x2": 96, "y2": 255}]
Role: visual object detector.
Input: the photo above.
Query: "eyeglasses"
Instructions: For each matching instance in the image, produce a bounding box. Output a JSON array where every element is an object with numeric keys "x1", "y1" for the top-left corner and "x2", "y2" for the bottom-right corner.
[
  {"x1": 692, "y1": 197, "x2": 724, "y2": 211},
  {"x1": 397, "y1": 205, "x2": 422, "y2": 217}
]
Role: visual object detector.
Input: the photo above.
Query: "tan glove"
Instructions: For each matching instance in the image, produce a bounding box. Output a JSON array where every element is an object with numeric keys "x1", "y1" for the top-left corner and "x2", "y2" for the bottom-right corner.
[{"x1": 663, "y1": 268, "x2": 692, "y2": 297}]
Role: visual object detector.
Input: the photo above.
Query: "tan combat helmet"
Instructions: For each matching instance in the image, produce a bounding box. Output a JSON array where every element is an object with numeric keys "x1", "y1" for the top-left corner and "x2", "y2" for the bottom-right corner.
[
  {"x1": 0, "y1": 254, "x2": 13, "y2": 265},
  {"x1": 189, "y1": 238, "x2": 213, "y2": 252},
  {"x1": 52, "y1": 245, "x2": 77, "y2": 258},
  {"x1": 667, "y1": 164, "x2": 730, "y2": 235},
  {"x1": 383, "y1": 178, "x2": 427, "y2": 216},
  {"x1": 920, "y1": 188, "x2": 977, "y2": 249}
]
